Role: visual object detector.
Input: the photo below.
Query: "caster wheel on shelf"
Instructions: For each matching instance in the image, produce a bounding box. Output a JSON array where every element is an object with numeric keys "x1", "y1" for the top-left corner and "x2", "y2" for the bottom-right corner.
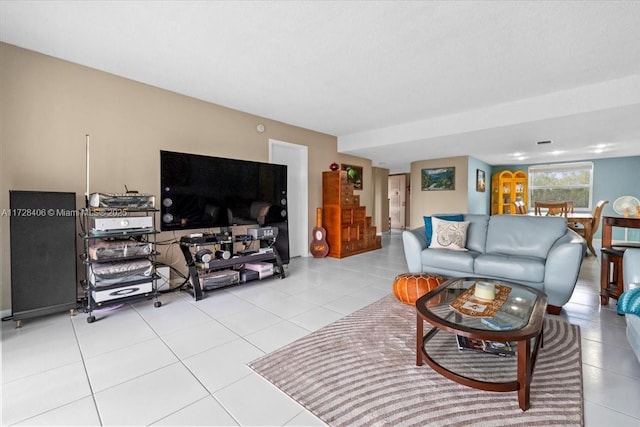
[
  {"x1": 87, "y1": 316, "x2": 96, "y2": 324},
  {"x1": 154, "y1": 301, "x2": 162, "y2": 308}
]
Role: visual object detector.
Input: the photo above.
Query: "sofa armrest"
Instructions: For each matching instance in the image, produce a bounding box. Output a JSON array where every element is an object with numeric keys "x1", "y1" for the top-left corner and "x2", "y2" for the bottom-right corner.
[
  {"x1": 402, "y1": 227, "x2": 427, "y2": 272},
  {"x1": 543, "y1": 230, "x2": 585, "y2": 306},
  {"x1": 624, "y1": 248, "x2": 640, "y2": 286}
]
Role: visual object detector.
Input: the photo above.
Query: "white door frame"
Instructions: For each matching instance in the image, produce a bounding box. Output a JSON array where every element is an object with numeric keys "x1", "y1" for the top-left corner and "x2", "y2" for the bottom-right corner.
[
  {"x1": 389, "y1": 174, "x2": 406, "y2": 230},
  {"x1": 269, "y1": 139, "x2": 309, "y2": 258}
]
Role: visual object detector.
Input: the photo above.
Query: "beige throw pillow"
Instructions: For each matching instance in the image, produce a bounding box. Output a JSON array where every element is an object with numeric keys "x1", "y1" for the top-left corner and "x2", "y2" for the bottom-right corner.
[{"x1": 428, "y1": 217, "x2": 469, "y2": 251}]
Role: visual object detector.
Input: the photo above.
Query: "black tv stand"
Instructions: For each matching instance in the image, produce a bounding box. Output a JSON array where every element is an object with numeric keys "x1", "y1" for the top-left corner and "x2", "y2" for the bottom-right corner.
[{"x1": 179, "y1": 238, "x2": 285, "y2": 301}]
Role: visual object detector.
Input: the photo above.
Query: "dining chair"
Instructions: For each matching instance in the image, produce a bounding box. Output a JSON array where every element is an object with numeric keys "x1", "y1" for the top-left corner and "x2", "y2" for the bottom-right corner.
[
  {"x1": 566, "y1": 200, "x2": 575, "y2": 214},
  {"x1": 514, "y1": 200, "x2": 527, "y2": 214},
  {"x1": 534, "y1": 201, "x2": 569, "y2": 217},
  {"x1": 568, "y1": 200, "x2": 609, "y2": 238}
]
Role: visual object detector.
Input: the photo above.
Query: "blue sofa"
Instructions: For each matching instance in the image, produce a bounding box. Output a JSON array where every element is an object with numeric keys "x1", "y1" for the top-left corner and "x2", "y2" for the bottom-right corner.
[
  {"x1": 623, "y1": 248, "x2": 640, "y2": 363},
  {"x1": 402, "y1": 214, "x2": 586, "y2": 314}
]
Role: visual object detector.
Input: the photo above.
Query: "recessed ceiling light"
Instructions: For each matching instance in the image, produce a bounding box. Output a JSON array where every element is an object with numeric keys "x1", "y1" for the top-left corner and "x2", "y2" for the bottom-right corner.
[
  {"x1": 552, "y1": 150, "x2": 563, "y2": 155},
  {"x1": 513, "y1": 152, "x2": 523, "y2": 157},
  {"x1": 593, "y1": 148, "x2": 604, "y2": 154},
  {"x1": 517, "y1": 156, "x2": 526, "y2": 161},
  {"x1": 596, "y1": 143, "x2": 607, "y2": 149}
]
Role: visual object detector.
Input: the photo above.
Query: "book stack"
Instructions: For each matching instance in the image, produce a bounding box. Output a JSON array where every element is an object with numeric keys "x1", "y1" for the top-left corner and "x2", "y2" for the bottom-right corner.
[{"x1": 456, "y1": 335, "x2": 515, "y2": 357}]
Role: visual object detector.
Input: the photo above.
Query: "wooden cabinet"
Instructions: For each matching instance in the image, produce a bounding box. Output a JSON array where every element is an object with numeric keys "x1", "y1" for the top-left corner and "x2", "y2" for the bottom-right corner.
[
  {"x1": 322, "y1": 171, "x2": 381, "y2": 258},
  {"x1": 491, "y1": 170, "x2": 528, "y2": 215}
]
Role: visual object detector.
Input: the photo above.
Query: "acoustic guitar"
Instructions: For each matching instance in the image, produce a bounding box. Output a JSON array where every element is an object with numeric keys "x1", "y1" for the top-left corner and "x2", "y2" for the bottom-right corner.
[{"x1": 310, "y1": 207, "x2": 329, "y2": 258}]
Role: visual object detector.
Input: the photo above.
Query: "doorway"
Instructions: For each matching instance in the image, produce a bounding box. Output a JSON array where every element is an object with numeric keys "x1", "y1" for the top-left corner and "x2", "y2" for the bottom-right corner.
[
  {"x1": 389, "y1": 174, "x2": 406, "y2": 230},
  {"x1": 269, "y1": 139, "x2": 308, "y2": 258}
]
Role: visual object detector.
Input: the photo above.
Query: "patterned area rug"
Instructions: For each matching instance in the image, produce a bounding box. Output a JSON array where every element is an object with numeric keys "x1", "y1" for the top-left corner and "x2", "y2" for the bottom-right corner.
[{"x1": 249, "y1": 294, "x2": 583, "y2": 427}]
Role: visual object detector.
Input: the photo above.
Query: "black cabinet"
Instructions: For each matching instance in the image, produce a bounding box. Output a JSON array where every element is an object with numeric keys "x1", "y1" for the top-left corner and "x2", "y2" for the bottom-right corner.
[{"x1": 9, "y1": 191, "x2": 78, "y2": 327}]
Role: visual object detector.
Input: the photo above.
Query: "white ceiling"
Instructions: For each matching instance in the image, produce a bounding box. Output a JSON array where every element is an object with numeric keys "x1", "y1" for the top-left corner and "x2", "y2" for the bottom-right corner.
[{"x1": 2, "y1": 1, "x2": 640, "y2": 173}]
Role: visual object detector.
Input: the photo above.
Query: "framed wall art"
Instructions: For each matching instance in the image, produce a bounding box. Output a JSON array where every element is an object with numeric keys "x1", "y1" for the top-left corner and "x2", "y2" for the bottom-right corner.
[
  {"x1": 421, "y1": 167, "x2": 455, "y2": 191},
  {"x1": 476, "y1": 169, "x2": 486, "y2": 192},
  {"x1": 341, "y1": 164, "x2": 363, "y2": 190}
]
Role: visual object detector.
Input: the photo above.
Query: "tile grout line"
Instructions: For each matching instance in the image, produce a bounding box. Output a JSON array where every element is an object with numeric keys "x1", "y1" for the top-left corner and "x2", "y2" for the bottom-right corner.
[
  {"x1": 130, "y1": 301, "x2": 244, "y2": 426},
  {"x1": 70, "y1": 313, "x2": 104, "y2": 426}
]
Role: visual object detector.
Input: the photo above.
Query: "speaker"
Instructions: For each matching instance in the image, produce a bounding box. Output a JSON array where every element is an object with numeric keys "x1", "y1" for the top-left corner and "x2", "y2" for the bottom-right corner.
[{"x1": 9, "y1": 191, "x2": 78, "y2": 323}]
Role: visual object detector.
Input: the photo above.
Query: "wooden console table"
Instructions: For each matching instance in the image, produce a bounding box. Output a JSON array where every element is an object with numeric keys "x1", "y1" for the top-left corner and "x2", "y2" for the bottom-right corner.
[{"x1": 600, "y1": 216, "x2": 640, "y2": 305}]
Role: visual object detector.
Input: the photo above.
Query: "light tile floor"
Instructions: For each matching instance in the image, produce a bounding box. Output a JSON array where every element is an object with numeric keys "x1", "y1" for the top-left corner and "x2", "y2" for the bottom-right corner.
[{"x1": 2, "y1": 231, "x2": 640, "y2": 426}]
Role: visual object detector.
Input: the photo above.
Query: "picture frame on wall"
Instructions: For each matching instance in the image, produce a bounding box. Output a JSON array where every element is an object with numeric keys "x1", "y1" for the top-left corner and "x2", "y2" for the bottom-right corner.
[
  {"x1": 341, "y1": 164, "x2": 363, "y2": 190},
  {"x1": 476, "y1": 169, "x2": 486, "y2": 192},
  {"x1": 421, "y1": 167, "x2": 455, "y2": 191}
]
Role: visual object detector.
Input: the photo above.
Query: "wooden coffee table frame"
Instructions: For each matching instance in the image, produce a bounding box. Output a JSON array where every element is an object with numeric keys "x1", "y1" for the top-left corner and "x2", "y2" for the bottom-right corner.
[{"x1": 415, "y1": 277, "x2": 548, "y2": 411}]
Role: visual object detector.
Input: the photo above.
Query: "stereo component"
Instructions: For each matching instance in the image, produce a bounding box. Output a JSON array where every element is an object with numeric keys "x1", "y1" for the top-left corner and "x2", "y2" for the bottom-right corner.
[
  {"x1": 88, "y1": 240, "x2": 153, "y2": 261},
  {"x1": 180, "y1": 234, "x2": 218, "y2": 244},
  {"x1": 241, "y1": 269, "x2": 259, "y2": 282},
  {"x1": 91, "y1": 216, "x2": 153, "y2": 232},
  {"x1": 244, "y1": 262, "x2": 274, "y2": 279},
  {"x1": 92, "y1": 281, "x2": 153, "y2": 303},
  {"x1": 195, "y1": 249, "x2": 213, "y2": 263},
  {"x1": 89, "y1": 259, "x2": 153, "y2": 286},
  {"x1": 248, "y1": 226, "x2": 278, "y2": 239},
  {"x1": 198, "y1": 270, "x2": 240, "y2": 290},
  {"x1": 89, "y1": 192, "x2": 155, "y2": 209}
]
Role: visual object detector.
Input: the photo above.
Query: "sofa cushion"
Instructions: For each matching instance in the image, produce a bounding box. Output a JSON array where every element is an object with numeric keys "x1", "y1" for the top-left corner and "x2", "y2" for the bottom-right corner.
[
  {"x1": 423, "y1": 214, "x2": 464, "y2": 245},
  {"x1": 473, "y1": 254, "x2": 544, "y2": 282},
  {"x1": 429, "y1": 218, "x2": 469, "y2": 251},
  {"x1": 422, "y1": 249, "x2": 477, "y2": 273},
  {"x1": 474, "y1": 253, "x2": 546, "y2": 283},
  {"x1": 463, "y1": 214, "x2": 490, "y2": 253},
  {"x1": 485, "y1": 215, "x2": 567, "y2": 259}
]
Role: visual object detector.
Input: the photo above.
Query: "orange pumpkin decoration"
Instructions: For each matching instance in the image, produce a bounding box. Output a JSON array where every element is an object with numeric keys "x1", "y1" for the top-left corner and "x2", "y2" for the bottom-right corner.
[{"x1": 392, "y1": 273, "x2": 446, "y2": 305}]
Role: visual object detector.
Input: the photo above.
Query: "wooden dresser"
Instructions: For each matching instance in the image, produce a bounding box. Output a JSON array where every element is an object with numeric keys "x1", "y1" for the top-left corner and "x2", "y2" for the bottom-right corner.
[
  {"x1": 322, "y1": 171, "x2": 382, "y2": 258},
  {"x1": 599, "y1": 216, "x2": 640, "y2": 304}
]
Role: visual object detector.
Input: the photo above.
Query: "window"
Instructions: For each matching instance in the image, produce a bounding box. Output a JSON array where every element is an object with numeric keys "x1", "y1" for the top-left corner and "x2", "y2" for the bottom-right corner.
[{"x1": 528, "y1": 162, "x2": 593, "y2": 210}]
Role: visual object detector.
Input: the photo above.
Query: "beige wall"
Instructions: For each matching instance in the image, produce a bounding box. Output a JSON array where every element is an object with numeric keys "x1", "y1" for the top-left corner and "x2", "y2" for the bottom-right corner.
[
  {"x1": 373, "y1": 167, "x2": 390, "y2": 233},
  {"x1": 408, "y1": 156, "x2": 470, "y2": 229},
  {"x1": 0, "y1": 43, "x2": 378, "y2": 313}
]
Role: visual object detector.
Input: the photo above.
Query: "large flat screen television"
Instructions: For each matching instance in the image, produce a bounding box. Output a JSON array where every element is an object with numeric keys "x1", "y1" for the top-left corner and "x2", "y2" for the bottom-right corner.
[{"x1": 160, "y1": 150, "x2": 289, "y2": 261}]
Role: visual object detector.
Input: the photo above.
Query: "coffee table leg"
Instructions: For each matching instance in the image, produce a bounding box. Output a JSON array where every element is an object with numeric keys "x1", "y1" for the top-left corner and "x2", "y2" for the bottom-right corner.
[
  {"x1": 416, "y1": 314, "x2": 423, "y2": 366},
  {"x1": 517, "y1": 339, "x2": 531, "y2": 411}
]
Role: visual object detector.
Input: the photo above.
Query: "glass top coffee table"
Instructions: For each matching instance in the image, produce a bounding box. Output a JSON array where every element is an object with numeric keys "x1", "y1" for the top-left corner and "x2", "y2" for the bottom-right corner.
[{"x1": 415, "y1": 277, "x2": 548, "y2": 411}]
